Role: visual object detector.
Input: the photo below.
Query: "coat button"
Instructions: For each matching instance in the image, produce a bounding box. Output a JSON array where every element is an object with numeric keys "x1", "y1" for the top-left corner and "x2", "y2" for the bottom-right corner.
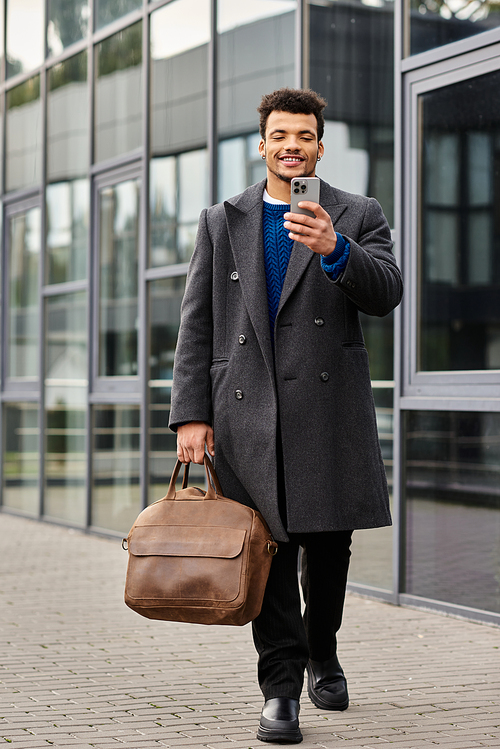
[
  {"x1": 235, "y1": 389, "x2": 244, "y2": 400},
  {"x1": 320, "y1": 372, "x2": 329, "y2": 382},
  {"x1": 314, "y1": 317, "x2": 325, "y2": 327},
  {"x1": 238, "y1": 334, "x2": 246, "y2": 345},
  {"x1": 231, "y1": 271, "x2": 239, "y2": 281}
]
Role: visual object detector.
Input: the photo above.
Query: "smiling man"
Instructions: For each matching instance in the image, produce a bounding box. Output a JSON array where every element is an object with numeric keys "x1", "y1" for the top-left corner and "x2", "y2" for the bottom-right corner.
[{"x1": 169, "y1": 88, "x2": 403, "y2": 744}]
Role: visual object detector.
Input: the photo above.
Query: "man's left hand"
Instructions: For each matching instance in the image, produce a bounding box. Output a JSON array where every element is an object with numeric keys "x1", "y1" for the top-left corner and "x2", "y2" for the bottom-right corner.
[{"x1": 284, "y1": 202, "x2": 337, "y2": 257}]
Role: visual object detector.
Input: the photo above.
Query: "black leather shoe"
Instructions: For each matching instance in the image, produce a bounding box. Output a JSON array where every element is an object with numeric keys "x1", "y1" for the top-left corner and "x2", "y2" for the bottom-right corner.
[
  {"x1": 307, "y1": 655, "x2": 349, "y2": 711},
  {"x1": 257, "y1": 697, "x2": 302, "y2": 743}
]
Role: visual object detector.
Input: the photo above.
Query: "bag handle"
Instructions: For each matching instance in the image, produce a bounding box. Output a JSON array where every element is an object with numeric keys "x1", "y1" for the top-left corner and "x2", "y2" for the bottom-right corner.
[{"x1": 166, "y1": 454, "x2": 223, "y2": 500}]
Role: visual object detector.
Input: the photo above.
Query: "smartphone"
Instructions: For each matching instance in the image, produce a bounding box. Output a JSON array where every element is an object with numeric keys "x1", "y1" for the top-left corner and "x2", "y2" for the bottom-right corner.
[{"x1": 290, "y1": 177, "x2": 320, "y2": 218}]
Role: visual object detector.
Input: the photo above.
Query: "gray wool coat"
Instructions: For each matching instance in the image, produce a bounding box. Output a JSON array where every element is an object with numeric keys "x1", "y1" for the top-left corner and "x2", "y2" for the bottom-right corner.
[{"x1": 169, "y1": 178, "x2": 403, "y2": 543}]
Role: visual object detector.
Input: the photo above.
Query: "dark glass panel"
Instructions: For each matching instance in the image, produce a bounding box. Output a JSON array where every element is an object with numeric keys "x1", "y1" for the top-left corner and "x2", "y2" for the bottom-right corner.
[
  {"x1": 405, "y1": 411, "x2": 500, "y2": 614},
  {"x1": 98, "y1": 179, "x2": 140, "y2": 377},
  {"x1": 309, "y1": 0, "x2": 394, "y2": 227},
  {"x1": 6, "y1": 77, "x2": 42, "y2": 192},
  {"x1": 149, "y1": 149, "x2": 208, "y2": 267},
  {"x1": 95, "y1": 0, "x2": 141, "y2": 30},
  {"x1": 150, "y1": 0, "x2": 209, "y2": 154},
  {"x1": 410, "y1": 0, "x2": 500, "y2": 56},
  {"x1": 47, "y1": 52, "x2": 88, "y2": 182},
  {"x1": 419, "y1": 70, "x2": 500, "y2": 372},
  {"x1": 7, "y1": 207, "x2": 41, "y2": 379},
  {"x1": 47, "y1": 0, "x2": 89, "y2": 56},
  {"x1": 46, "y1": 180, "x2": 89, "y2": 285},
  {"x1": 2, "y1": 403, "x2": 40, "y2": 515},
  {"x1": 91, "y1": 405, "x2": 141, "y2": 532},
  {"x1": 95, "y1": 22, "x2": 142, "y2": 163}
]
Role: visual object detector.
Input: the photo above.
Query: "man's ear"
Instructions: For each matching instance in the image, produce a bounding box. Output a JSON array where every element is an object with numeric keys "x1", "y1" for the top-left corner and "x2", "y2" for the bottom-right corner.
[
  {"x1": 318, "y1": 140, "x2": 324, "y2": 159},
  {"x1": 258, "y1": 138, "x2": 266, "y2": 157}
]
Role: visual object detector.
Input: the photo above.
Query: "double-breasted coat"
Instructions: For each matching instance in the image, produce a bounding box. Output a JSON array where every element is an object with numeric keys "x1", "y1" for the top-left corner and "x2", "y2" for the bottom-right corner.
[{"x1": 169, "y1": 178, "x2": 403, "y2": 543}]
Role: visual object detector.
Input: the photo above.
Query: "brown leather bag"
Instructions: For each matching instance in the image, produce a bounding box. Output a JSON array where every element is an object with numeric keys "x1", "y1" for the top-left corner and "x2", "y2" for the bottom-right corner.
[{"x1": 123, "y1": 456, "x2": 278, "y2": 626}]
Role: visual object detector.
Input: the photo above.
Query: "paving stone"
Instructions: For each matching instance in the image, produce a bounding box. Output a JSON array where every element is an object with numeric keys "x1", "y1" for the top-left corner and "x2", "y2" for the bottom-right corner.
[{"x1": 1, "y1": 513, "x2": 500, "y2": 749}]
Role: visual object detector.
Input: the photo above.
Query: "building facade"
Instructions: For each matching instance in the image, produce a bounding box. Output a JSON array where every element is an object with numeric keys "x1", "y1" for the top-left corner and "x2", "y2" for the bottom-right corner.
[{"x1": 1, "y1": 0, "x2": 499, "y2": 625}]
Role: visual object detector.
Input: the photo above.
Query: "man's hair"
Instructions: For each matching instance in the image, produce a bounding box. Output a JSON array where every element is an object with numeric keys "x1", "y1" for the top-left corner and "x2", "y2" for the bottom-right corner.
[{"x1": 258, "y1": 88, "x2": 327, "y2": 142}]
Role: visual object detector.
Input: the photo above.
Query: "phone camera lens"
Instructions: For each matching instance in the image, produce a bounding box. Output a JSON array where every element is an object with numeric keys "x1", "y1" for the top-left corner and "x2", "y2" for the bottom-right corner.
[{"x1": 293, "y1": 188, "x2": 300, "y2": 193}]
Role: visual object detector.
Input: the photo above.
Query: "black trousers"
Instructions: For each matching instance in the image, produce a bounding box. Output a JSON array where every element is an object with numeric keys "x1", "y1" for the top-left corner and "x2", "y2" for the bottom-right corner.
[{"x1": 251, "y1": 529, "x2": 353, "y2": 700}]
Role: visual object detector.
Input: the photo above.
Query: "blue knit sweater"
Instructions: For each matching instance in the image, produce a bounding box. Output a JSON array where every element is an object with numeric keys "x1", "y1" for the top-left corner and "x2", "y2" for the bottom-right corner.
[{"x1": 262, "y1": 200, "x2": 350, "y2": 342}]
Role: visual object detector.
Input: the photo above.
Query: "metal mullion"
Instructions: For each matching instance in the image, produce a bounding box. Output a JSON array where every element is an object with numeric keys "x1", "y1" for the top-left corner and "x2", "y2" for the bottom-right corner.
[
  {"x1": 90, "y1": 151, "x2": 142, "y2": 177},
  {"x1": 392, "y1": 0, "x2": 405, "y2": 604},
  {"x1": 42, "y1": 280, "x2": 88, "y2": 297},
  {"x1": 140, "y1": 6, "x2": 150, "y2": 512},
  {"x1": 208, "y1": 0, "x2": 217, "y2": 207},
  {"x1": 38, "y1": 62, "x2": 48, "y2": 519},
  {"x1": 296, "y1": 0, "x2": 308, "y2": 90},
  {"x1": 144, "y1": 262, "x2": 189, "y2": 282}
]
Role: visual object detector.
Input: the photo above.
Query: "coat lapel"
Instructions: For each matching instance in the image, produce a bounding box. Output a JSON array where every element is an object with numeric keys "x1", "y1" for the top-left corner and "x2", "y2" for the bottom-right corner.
[
  {"x1": 277, "y1": 180, "x2": 348, "y2": 314},
  {"x1": 224, "y1": 181, "x2": 275, "y2": 374}
]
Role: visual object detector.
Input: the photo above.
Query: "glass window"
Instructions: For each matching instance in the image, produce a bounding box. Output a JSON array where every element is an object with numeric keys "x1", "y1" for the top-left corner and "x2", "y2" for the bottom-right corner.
[
  {"x1": 98, "y1": 178, "x2": 140, "y2": 377},
  {"x1": 410, "y1": 0, "x2": 500, "y2": 57},
  {"x1": 47, "y1": 0, "x2": 89, "y2": 57},
  {"x1": 47, "y1": 52, "x2": 88, "y2": 182},
  {"x1": 95, "y1": 22, "x2": 142, "y2": 163},
  {"x1": 217, "y1": 0, "x2": 296, "y2": 145},
  {"x1": 6, "y1": 77, "x2": 42, "y2": 193},
  {"x1": 418, "y1": 70, "x2": 500, "y2": 372},
  {"x1": 7, "y1": 207, "x2": 41, "y2": 380},
  {"x1": 91, "y1": 405, "x2": 140, "y2": 532},
  {"x1": 6, "y1": 0, "x2": 44, "y2": 78},
  {"x1": 218, "y1": 133, "x2": 267, "y2": 203},
  {"x1": 309, "y1": 0, "x2": 394, "y2": 226},
  {"x1": 148, "y1": 276, "x2": 206, "y2": 501},
  {"x1": 405, "y1": 410, "x2": 500, "y2": 614},
  {"x1": 150, "y1": 0, "x2": 209, "y2": 155},
  {"x1": 2, "y1": 403, "x2": 40, "y2": 515},
  {"x1": 44, "y1": 292, "x2": 87, "y2": 525},
  {"x1": 46, "y1": 180, "x2": 89, "y2": 285},
  {"x1": 149, "y1": 148, "x2": 208, "y2": 267},
  {"x1": 95, "y1": 0, "x2": 141, "y2": 30}
]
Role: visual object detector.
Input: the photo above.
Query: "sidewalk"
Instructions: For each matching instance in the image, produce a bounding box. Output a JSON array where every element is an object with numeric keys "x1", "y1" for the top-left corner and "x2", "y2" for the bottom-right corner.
[{"x1": 1, "y1": 513, "x2": 499, "y2": 749}]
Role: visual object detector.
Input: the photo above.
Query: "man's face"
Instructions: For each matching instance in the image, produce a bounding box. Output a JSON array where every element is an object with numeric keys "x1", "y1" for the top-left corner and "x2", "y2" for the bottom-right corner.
[{"x1": 258, "y1": 110, "x2": 324, "y2": 184}]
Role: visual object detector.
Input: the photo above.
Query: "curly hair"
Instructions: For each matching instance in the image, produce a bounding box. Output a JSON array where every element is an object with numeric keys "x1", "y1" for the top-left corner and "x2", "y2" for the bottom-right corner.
[{"x1": 257, "y1": 88, "x2": 327, "y2": 141}]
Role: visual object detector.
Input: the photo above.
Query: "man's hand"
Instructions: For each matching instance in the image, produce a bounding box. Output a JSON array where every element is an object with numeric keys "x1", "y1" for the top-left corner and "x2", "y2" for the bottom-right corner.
[
  {"x1": 176, "y1": 421, "x2": 214, "y2": 464},
  {"x1": 284, "y1": 202, "x2": 337, "y2": 257}
]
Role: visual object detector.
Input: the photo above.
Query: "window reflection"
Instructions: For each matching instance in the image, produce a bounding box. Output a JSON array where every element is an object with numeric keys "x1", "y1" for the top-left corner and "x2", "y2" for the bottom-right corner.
[
  {"x1": 150, "y1": 0, "x2": 209, "y2": 154},
  {"x1": 6, "y1": 77, "x2": 42, "y2": 192},
  {"x1": 46, "y1": 180, "x2": 89, "y2": 285},
  {"x1": 410, "y1": 0, "x2": 500, "y2": 56},
  {"x1": 47, "y1": 0, "x2": 89, "y2": 57},
  {"x1": 218, "y1": 133, "x2": 266, "y2": 202},
  {"x1": 405, "y1": 410, "x2": 500, "y2": 614},
  {"x1": 419, "y1": 70, "x2": 500, "y2": 371},
  {"x1": 47, "y1": 52, "x2": 88, "y2": 182},
  {"x1": 99, "y1": 179, "x2": 140, "y2": 377},
  {"x1": 148, "y1": 276, "x2": 204, "y2": 501},
  {"x1": 8, "y1": 207, "x2": 41, "y2": 380},
  {"x1": 44, "y1": 292, "x2": 87, "y2": 525},
  {"x1": 95, "y1": 22, "x2": 142, "y2": 163},
  {"x1": 309, "y1": 0, "x2": 394, "y2": 226},
  {"x1": 217, "y1": 0, "x2": 296, "y2": 140},
  {"x1": 2, "y1": 403, "x2": 40, "y2": 515},
  {"x1": 6, "y1": 0, "x2": 43, "y2": 78},
  {"x1": 150, "y1": 149, "x2": 208, "y2": 267},
  {"x1": 91, "y1": 405, "x2": 141, "y2": 532},
  {"x1": 95, "y1": 0, "x2": 141, "y2": 29}
]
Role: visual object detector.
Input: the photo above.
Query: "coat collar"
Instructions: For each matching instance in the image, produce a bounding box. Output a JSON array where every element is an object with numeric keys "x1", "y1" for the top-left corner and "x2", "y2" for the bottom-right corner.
[{"x1": 223, "y1": 179, "x2": 348, "y2": 369}]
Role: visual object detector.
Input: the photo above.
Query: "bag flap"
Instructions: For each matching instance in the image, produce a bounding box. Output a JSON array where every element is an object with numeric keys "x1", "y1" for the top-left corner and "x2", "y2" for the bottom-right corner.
[{"x1": 128, "y1": 525, "x2": 246, "y2": 559}]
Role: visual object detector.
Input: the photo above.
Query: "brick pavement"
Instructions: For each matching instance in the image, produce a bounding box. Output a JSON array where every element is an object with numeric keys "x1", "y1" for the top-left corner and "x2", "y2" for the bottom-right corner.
[{"x1": 0, "y1": 512, "x2": 499, "y2": 749}]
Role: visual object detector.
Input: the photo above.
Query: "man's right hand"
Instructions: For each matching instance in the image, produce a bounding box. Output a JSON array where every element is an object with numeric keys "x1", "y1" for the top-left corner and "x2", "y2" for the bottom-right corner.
[{"x1": 176, "y1": 421, "x2": 215, "y2": 464}]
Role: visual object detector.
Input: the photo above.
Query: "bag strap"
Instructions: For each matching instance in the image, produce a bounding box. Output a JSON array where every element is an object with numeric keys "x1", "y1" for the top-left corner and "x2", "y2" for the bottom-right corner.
[{"x1": 166, "y1": 455, "x2": 223, "y2": 500}]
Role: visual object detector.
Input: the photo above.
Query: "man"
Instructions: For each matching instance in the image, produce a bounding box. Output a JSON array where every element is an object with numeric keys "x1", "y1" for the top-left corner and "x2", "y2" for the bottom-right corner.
[{"x1": 169, "y1": 88, "x2": 403, "y2": 744}]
